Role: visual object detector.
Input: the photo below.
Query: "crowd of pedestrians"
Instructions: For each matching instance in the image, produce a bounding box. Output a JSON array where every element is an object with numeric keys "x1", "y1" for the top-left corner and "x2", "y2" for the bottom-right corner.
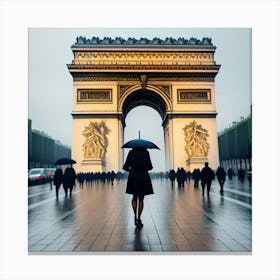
[
  {"x1": 52, "y1": 163, "x2": 249, "y2": 199},
  {"x1": 167, "y1": 164, "x2": 250, "y2": 196},
  {"x1": 76, "y1": 171, "x2": 125, "y2": 186}
]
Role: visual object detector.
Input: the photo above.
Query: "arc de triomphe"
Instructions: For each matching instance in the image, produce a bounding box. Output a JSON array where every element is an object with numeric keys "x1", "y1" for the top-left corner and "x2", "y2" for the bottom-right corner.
[{"x1": 67, "y1": 37, "x2": 220, "y2": 173}]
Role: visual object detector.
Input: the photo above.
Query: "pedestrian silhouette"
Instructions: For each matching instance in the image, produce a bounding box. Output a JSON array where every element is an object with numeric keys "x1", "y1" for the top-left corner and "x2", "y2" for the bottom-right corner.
[
  {"x1": 227, "y1": 168, "x2": 235, "y2": 180},
  {"x1": 62, "y1": 165, "x2": 77, "y2": 196},
  {"x1": 109, "y1": 170, "x2": 116, "y2": 185},
  {"x1": 192, "y1": 168, "x2": 200, "y2": 188},
  {"x1": 168, "y1": 169, "x2": 176, "y2": 187},
  {"x1": 200, "y1": 162, "x2": 215, "y2": 196},
  {"x1": 237, "y1": 168, "x2": 246, "y2": 182},
  {"x1": 176, "y1": 167, "x2": 186, "y2": 188},
  {"x1": 216, "y1": 166, "x2": 226, "y2": 195},
  {"x1": 176, "y1": 168, "x2": 182, "y2": 188},
  {"x1": 186, "y1": 171, "x2": 191, "y2": 182},
  {"x1": 123, "y1": 147, "x2": 153, "y2": 228},
  {"x1": 180, "y1": 167, "x2": 186, "y2": 187},
  {"x1": 53, "y1": 167, "x2": 63, "y2": 199}
]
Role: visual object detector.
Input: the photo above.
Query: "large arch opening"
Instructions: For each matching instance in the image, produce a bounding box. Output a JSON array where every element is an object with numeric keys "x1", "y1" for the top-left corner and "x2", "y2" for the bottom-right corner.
[
  {"x1": 122, "y1": 89, "x2": 167, "y2": 121},
  {"x1": 122, "y1": 89, "x2": 167, "y2": 172}
]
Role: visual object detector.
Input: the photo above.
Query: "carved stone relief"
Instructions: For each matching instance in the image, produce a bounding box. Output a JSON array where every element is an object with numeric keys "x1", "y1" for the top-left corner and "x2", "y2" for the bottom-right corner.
[
  {"x1": 82, "y1": 121, "x2": 110, "y2": 159},
  {"x1": 183, "y1": 121, "x2": 209, "y2": 160}
]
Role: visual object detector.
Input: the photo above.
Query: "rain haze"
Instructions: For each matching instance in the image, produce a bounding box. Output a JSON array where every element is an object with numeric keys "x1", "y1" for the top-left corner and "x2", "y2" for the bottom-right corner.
[{"x1": 29, "y1": 28, "x2": 251, "y2": 172}]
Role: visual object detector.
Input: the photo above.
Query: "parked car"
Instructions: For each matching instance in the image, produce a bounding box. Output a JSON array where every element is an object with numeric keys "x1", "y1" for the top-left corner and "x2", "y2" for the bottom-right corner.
[{"x1": 28, "y1": 168, "x2": 49, "y2": 185}]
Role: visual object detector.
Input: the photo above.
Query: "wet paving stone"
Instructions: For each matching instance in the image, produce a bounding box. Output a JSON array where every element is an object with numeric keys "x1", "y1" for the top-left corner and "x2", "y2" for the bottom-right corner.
[{"x1": 28, "y1": 178, "x2": 252, "y2": 253}]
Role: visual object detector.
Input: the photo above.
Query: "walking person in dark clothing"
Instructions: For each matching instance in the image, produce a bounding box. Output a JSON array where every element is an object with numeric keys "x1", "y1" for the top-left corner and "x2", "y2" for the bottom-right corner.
[
  {"x1": 53, "y1": 167, "x2": 63, "y2": 199},
  {"x1": 179, "y1": 168, "x2": 186, "y2": 188},
  {"x1": 110, "y1": 170, "x2": 116, "y2": 185},
  {"x1": 227, "y1": 168, "x2": 234, "y2": 180},
  {"x1": 200, "y1": 162, "x2": 215, "y2": 196},
  {"x1": 216, "y1": 166, "x2": 226, "y2": 195},
  {"x1": 176, "y1": 168, "x2": 182, "y2": 188},
  {"x1": 192, "y1": 168, "x2": 200, "y2": 188},
  {"x1": 62, "y1": 165, "x2": 77, "y2": 196},
  {"x1": 168, "y1": 169, "x2": 176, "y2": 187},
  {"x1": 237, "y1": 168, "x2": 246, "y2": 182},
  {"x1": 123, "y1": 147, "x2": 153, "y2": 228}
]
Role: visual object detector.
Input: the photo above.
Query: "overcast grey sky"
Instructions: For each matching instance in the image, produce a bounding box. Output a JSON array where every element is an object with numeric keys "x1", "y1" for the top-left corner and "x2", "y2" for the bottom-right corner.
[{"x1": 29, "y1": 28, "x2": 251, "y2": 171}]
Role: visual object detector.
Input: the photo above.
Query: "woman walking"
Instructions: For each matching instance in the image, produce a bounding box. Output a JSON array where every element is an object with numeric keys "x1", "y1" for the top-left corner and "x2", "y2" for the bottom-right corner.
[
  {"x1": 123, "y1": 147, "x2": 153, "y2": 228},
  {"x1": 62, "y1": 164, "x2": 77, "y2": 196},
  {"x1": 53, "y1": 167, "x2": 63, "y2": 199}
]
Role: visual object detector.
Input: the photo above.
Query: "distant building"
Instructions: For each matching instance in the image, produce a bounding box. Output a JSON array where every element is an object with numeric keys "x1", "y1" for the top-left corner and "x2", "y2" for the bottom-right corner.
[
  {"x1": 28, "y1": 119, "x2": 71, "y2": 169},
  {"x1": 218, "y1": 114, "x2": 252, "y2": 171}
]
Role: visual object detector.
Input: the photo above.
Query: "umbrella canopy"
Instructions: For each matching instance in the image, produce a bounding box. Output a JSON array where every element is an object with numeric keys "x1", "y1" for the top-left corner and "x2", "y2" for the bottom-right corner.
[
  {"x1": 54, "y1": 158, "x2": 77, "y2": 165},
  {"x1": 122, "y1": 139, "x2": 160, "y2": 149}
]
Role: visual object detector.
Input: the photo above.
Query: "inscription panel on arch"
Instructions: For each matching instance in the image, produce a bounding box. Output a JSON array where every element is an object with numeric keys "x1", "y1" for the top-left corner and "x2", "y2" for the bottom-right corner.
[
  {"x1": 77, "y1": 89, "x2": 112, "y2": 103},
  {"x1": 177, "y1": 89, "x2": 211, "y2": 103}
]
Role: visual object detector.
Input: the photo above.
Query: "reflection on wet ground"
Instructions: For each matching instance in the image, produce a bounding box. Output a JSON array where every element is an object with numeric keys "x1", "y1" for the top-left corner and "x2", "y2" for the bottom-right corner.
[{"x1": 28, "y1": 177, "x2": 251, "y2": 253}]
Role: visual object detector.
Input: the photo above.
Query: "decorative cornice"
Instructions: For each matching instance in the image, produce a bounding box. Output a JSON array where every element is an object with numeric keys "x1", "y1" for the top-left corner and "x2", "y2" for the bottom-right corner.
[
  {"x1": 73, "y1": 36, "x2": 214, "y2": 48},
  {"x1": 68, "y1": 64, "x2": 220, "y2": 73},
  {"x1": 72, "y1": 72, "x2": 216, "y2": 82}
]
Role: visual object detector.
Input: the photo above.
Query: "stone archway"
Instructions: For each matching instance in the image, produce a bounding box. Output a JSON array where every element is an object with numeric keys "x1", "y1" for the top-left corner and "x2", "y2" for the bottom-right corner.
[
  {"x1": 68, "y1": 36, "x2": 220, "y2": 173},
  {"x1": 120, "y1": 87, "x2": 168, "y2": 170}
]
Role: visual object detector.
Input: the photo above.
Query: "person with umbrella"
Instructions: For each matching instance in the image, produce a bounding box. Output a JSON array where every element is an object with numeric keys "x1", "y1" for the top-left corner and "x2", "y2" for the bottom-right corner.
[
  {"x1": 54, "y1": 158, "x2": 77, "y2": 197},
  {"x1": 122, "y1": 134, "x2": 159, "y2": 228},
  {"x1": 62, "y1": 164, "x2": 77, "y2": 196}
]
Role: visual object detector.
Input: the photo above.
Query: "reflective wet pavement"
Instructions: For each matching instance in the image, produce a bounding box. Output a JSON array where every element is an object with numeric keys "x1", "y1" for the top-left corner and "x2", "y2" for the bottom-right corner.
[{"x1": 28, "y1": 177, "x2": 252, "y2": 253}]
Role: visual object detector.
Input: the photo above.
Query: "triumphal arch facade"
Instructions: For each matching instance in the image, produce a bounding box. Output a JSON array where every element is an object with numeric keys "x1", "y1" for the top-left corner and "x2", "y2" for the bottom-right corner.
[{"x1": 67, "y1": 36, "x2": 221, "y2": 173}]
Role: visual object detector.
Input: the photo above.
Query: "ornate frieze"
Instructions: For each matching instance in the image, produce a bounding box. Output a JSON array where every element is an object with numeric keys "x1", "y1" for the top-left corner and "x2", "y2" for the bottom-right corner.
[
  {"x1": 177, "y1": 89, "x2": 211, "y2": 103},
  {"x1": 82, "y1": 121, "x2": 110, "y2": 159},
  {"x1": 183, "y1": 121, "x2": 210, "y2": 160},
  {"x1": 77, "y1": 89, "x2": 112, "y2": 103},
  {"x1": 73, "y1": 51, "x2": 214, "y2": 65}
]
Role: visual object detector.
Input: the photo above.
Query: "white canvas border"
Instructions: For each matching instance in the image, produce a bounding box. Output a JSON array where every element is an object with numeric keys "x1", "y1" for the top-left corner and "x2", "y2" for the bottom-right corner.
[{"x1": 1, "y1": 0, "x2": 280, "y2": 279}]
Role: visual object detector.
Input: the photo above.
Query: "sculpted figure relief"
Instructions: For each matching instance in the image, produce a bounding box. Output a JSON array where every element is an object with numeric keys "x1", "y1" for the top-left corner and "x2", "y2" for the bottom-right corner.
[
  {"x1": 183, "y1": 121, "x2": 210, "y2": 159},
  {"x1": 82, "y1": 121, "x2": 110, "y2": 159}
]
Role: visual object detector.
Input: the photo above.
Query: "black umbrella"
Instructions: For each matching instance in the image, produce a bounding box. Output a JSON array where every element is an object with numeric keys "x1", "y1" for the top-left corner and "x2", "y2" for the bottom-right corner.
[
  {"x1": 54, "y1": 158, "x2": 77, "y2": 165},
  {"x1": 121, "y1": 131, "x2": 160, "y2": 149}
]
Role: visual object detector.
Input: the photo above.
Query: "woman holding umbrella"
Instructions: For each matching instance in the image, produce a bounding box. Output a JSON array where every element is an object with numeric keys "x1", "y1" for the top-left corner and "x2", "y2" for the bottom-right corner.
[{"x1": 122, "y1": 134, "x2": 159, "y2": 228}]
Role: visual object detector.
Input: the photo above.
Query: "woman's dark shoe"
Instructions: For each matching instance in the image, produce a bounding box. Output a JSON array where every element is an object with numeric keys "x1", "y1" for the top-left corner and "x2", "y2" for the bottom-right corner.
[
  {"x1": 134, "y1": 216, "x2": 138, "y2": 226},
  {"x1": 136, "y1": 219, "x2": 143, "y2": 228}
]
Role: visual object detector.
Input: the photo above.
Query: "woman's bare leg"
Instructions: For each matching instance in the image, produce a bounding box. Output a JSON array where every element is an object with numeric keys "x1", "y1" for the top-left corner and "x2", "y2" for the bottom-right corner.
[
  {"x1": 132, "y1": 195, "x2": 138, "y2": 225},
  {"x1": 138, "y1": 195, "x2": 144, "y2": 219}
]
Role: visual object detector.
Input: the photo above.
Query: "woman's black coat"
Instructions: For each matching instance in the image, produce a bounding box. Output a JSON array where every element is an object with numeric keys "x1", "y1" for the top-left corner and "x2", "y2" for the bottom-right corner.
[
  {"x1": 53, "y1": 168, "x2": 63, "y2": 187},
  {"x1": 123, "y1": 148, "x2": 154, "y2": 196},
  {"x1": 62, "y1": 167, "x2": 76, "y2": 188}
]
